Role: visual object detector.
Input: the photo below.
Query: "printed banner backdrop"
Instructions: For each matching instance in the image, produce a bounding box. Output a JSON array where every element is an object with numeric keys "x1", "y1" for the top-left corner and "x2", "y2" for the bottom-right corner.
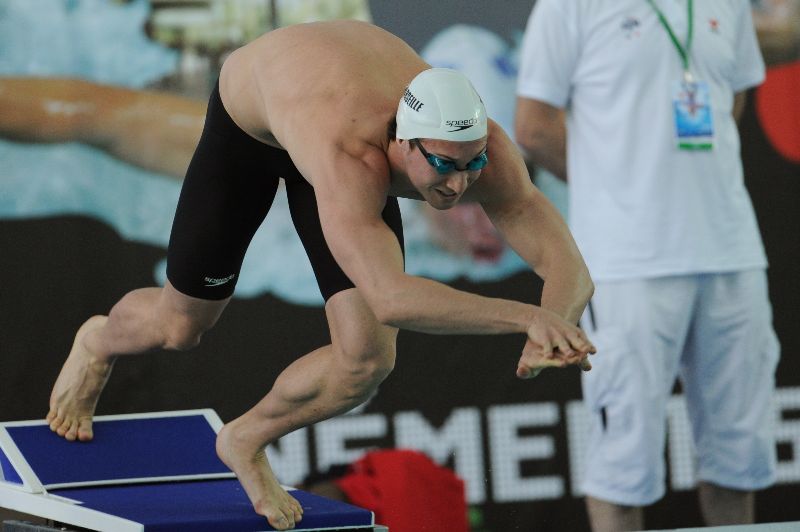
[{"x1": 1, "y1": 1, "x2": 799, "y2": 531}]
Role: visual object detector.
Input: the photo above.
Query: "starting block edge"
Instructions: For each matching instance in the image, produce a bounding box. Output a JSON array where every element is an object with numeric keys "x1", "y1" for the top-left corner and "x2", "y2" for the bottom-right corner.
[
  {"x1": 0, "y1": 409, "x2": 224, "y2": 431},
  {"x1": 43, "y1": 471, "x2": 236, "y2": 491},
  {"x1": 0, "y1": 427, "x2": 42, "y2": 493},
  {"x1": 0, "y1": 409, "x2": 228, "y2": 493},
  {"x1": 0, "y1": 484, "x2": 143, "y2": 532}
]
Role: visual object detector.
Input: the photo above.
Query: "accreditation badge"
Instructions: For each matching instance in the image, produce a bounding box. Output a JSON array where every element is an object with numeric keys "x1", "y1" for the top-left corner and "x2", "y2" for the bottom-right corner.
[{"x1": 672, "y1": 78, "x2": 714, "y2": 150}]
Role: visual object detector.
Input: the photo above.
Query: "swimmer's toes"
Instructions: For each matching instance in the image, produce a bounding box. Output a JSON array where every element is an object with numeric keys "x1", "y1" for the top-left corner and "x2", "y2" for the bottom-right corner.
[
  {"x1": 64, "y1": 422, "x2": 79, "y2": 442},
  {"x1": 48, "y1": 413, "x2": 63, "y2": 432},
  {"x1": 254, "y1": 501, "x2": 292, "y2": 530},
  {"x1": 291, "y1": 497, "x2": 304, "y2": 520},
  {"x1": 55, "y1": 418, "x2": 72, "y2": 438},
  {"x1": 77, "y1": 418, "x2": 94, "y2": 442},
  {"x1": 269, "y1": 512, "x2": 294, "y2": 531}
]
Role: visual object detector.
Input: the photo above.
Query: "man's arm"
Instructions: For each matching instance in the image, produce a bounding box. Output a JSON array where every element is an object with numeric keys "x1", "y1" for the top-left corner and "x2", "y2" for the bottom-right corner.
[
  {"x1": 514, "y1": 97, "x2": 568, "y2": 182},
  {"x1": 0, "y1": 77, "x2": 204, "y2": 179},
  {"x1": 480, "y1": 122, "x2": 592, "y2": 325},
  {"x1": 311, "y1": 145, "x2": 593, "y2": 371},
  {"x1": 313, "y1": 150, "x2": 533, "y2": 335}
]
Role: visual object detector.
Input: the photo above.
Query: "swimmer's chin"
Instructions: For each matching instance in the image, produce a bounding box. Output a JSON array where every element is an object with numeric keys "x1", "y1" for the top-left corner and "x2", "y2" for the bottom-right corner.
[
  {"x1": 426, "y1": 192, "x2": 462, "y2": 210},
  {"x1": 427, "y1": 201, "x2": 459, "y2": 211}
]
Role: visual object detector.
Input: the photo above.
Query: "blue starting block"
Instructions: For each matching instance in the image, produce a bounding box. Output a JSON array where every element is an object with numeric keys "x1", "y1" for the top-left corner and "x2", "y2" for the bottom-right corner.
[{"x1": 0, "y1": 410, "x2": 385, "y2": 531}]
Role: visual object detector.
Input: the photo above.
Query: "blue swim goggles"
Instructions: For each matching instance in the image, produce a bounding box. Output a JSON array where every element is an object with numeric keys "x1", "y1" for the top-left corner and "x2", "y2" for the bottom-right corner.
[{"x1": 412, "y1": 139, "x2": 488, "y2": 175}]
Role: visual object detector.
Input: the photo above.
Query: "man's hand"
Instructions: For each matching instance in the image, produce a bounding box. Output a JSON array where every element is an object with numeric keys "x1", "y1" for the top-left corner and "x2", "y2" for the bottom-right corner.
[{"x1": 516, "y1": 309, "x2": 596, "y2": 379}]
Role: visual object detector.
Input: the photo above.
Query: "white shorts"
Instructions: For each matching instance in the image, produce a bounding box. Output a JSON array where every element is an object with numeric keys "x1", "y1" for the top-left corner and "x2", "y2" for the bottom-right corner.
[{"x1": 580, "y1": 270, "x2": 779, "y2": 506}]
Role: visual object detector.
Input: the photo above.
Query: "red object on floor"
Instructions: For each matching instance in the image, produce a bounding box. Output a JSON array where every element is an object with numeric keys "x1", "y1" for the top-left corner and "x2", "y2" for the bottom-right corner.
[
  {"x1": 755, "y1": 60, "x2": 800, "y2": 164},
  {"x1": 335, "y1": 449, "x2": 469, "y2": 532}
]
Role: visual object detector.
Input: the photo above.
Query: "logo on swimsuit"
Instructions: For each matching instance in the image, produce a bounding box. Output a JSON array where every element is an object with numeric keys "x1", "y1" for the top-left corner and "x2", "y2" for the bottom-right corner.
[
  {"x1": 403, "y1": 88, "x2": 424, "y2": 112},
  {"x1": 445, "y1": 118, "x2": 477, "y2": 132},
  {"x1": 203, "y1": 274, "x2": 236, "y2": 287}
]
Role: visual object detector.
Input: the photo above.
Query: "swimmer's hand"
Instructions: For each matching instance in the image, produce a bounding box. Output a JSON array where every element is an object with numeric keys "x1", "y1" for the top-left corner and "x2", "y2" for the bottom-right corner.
[{"x1": 516, "y1": 309, "x2": 596, "y2": 379}]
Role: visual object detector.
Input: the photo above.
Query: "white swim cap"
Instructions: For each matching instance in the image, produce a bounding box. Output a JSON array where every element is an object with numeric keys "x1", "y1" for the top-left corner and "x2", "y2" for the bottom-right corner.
[{"x1": 396, "y1": 68, "x2": 487, "y2": 142}]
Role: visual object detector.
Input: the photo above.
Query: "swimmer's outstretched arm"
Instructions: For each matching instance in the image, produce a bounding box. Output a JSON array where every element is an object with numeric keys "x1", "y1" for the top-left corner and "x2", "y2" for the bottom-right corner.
[
  {"x1": 479, "y1": 123, "x2": 592, "y2": 326},
  {"x1": 0, "y1": 77, "x2": 204, "y2": 179},
  {"x1": 479, "y1": 124, "x2": 594, "y2": 372},
  {"x1": 313, "y1": 123, "x2": 594, "y2": 377}
]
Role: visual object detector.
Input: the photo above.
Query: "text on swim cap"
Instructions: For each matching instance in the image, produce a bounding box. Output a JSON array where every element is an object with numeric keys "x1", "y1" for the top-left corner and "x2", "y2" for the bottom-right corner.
[
  {"x1": 445, "y1": 119, "x2": 479, "y2": 127},
  {"x1": 403, "y1": 88, "x2": 424, "y2": 112},
  {"x1": 445, "y1": 118, "x2": 479, "y2": 132}
]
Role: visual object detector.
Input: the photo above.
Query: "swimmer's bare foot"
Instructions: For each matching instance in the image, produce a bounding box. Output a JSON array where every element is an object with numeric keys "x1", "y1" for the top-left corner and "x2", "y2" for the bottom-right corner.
[
  {"x1": 217, "y1": 421, "x2": 304, "y2": 530},
  {"x1": 46, "y1": 315, "x2": 114, "y2": 442}
]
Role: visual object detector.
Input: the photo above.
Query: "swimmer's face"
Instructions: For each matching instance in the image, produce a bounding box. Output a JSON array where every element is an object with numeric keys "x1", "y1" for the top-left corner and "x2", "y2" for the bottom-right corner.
[{"x1": 406, "y1": 137, "x2": 488, "y2": 210}]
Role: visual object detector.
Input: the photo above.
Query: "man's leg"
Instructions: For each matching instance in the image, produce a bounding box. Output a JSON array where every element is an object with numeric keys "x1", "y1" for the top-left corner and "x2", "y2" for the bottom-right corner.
[
  {"x1": 581, "y1": 278, "x2": 698, "y2": 532},
  {"x1": 216, "y1": 287, "x2": 397, "y2": 531},
  {"x1": 698, "y1": 482, "x2": 754, "y2": 525},
  {"x1": 47, "y1": 280, "x2": 229, "y2": 441},
  {"x1": 585, "y1": 497, "x2": 643, "y2": 532},
  {"x1": 680, "y1": 271, "x2": 778, "y2": 527}
]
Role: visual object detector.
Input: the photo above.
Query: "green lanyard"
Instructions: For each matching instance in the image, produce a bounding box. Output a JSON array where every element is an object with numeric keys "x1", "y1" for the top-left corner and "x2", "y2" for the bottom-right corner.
[{"x1": 646, "y1": 0, "x2": 694, "y2": 81}]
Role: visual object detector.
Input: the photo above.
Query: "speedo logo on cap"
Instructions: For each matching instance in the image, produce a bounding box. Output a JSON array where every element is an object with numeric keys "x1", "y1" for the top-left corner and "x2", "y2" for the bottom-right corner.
[
  {"x1": 445, "y1": 118, "x2": 478, "y2": 132},
  {"x1": 403, "y1": 88, "x2": 424, "y2": 112}
]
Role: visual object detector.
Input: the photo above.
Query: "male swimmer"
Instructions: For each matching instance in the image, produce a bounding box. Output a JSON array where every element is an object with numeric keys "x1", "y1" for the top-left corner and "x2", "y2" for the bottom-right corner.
[{"x1": 47, "y1": 20, "x2": 594, "y2": 530}]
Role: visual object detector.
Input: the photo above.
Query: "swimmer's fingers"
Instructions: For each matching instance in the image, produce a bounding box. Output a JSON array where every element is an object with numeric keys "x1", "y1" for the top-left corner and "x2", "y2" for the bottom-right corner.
[
  {"x1": 516, "y1": 358, "x2": 564, "y2": 379},
  {"x1": 517, "y1": 333, "x2": 595, "y2": 378},
  {"x1": 568, "y1": 329, "x2": 596, "y2": 356},
  {"x1": 558, "y1": 331, "x2": 595, "y2": 370},
  {"x1": 517, "y1": 340, "x2": 566, "y2": 379},
  {"x1": 553, "y1": 337, "x2": 581, "y2": 363}
]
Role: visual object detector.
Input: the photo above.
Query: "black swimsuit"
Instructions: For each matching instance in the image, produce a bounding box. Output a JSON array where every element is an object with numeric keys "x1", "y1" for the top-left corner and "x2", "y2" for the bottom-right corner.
[{"x1": 166, "y1": 82, "x2": 404, "y2": 301}]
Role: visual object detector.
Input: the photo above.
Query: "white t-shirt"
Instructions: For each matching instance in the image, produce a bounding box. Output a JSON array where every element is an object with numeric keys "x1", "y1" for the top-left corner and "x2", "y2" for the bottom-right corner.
[{"x1": 517, "y1": 0, "x2": 768, "y2": 281}]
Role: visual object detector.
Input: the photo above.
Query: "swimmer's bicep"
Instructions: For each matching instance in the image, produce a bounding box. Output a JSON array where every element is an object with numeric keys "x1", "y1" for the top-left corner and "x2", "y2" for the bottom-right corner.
[
  {"x1": 315, "y1": 175, "x2": 405, "y2": 295},
  {"x1": 482, "y1": 175, "x2": 571, "y2": 275},
  {"x1": 477, "y1": 131, "x2": 541, "y2": 242}
]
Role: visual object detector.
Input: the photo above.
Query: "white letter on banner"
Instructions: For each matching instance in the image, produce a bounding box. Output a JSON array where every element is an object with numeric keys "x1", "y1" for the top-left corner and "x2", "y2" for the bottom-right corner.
[
  {"x1": 394, "y1": 408, "x2": 485, "y2": 503},
  {"x1": 775, "y1": 387, "x2": 800, "y2": 484},
  {"x1": 565, "y1": 400, "x2": 589, "y2": 497},
  {"x1": 315, "y1": 414, "x2": 387, "y2": 472},
  {"x1": 666, "y1": 395, "x2": 697, "y2": 490},
  {"x1": 488, "y1": 403, "x2": 563, "y2": 502},
  {"x1": 267, "y1": 428, "x2": 310, "y2": 486}
]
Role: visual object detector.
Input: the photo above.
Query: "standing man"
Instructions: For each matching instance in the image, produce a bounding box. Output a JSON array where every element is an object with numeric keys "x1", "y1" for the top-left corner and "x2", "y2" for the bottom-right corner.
[
  {"x1": 46, "y1": 20, "x2": 595, "y2": 531},
  {"x1": 515, "y1": 1, "x2": 779, "y2": 530}
]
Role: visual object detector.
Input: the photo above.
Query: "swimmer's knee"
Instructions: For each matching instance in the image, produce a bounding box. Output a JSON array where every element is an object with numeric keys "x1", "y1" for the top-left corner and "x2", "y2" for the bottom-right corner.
[
  {"x1": 369, "y1": 346, "x2": 396, "y2": 381},
  {"x1": 156, "y1": 293, "x2": 225, "y2": 351},
  {"x1": 360, "y1": 352, "x2": 395, "y2": 386},
  {"x1": 160, "y1": 316, "x2": 211, "y2": 351},
  {"x1": 162, "y1": 330, "x2": 201, "y2": 351},
  {"x1": 336, "y1": 342, "x2": 396, "y2": 397}
]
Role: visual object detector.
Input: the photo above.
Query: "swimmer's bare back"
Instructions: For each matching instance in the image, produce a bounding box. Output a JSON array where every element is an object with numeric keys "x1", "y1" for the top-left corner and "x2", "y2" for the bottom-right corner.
[{"x1": 218, "y1": 20, "x2": 428, "y2": 180}]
